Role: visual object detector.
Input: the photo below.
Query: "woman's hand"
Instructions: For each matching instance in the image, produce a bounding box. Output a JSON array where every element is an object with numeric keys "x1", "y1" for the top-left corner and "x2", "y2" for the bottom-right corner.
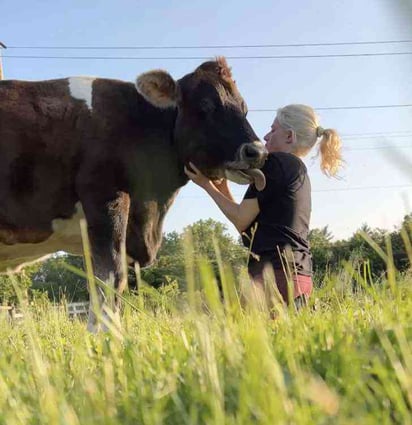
[
  {"x1": 212, "y1": 178, "x2": 231, "y2": 197},
  {"x1": 184, "y1": 162, "x2": 213, "y2": 189},
  {"x1": 185, "y1": 162, "x2": 259, "y2": 232}
]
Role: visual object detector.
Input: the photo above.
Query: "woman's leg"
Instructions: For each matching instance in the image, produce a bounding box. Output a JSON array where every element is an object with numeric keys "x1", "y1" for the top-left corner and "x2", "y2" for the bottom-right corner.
[{"x1": 248, "y1": 259, "x2": 313, "y2": 306}]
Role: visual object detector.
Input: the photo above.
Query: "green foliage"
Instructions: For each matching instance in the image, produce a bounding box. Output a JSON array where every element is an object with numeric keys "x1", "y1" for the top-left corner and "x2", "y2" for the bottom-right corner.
[
  {"x1": 308, "y1": 226, "x2": 334, "y2": 281},
  {"x1": 0, "y1": 265, "x2": 38, "y2": 304},
  {"x1": 31, "y1": 254, "x2": 88, "y2": 302},
  {"x1": 138, "y1": 230, "x2": 185, "y2": 288},
  {"x1": 0, "y1": 267, "x2": 411, "y2": 424},
  {"x1": 1, "y1": 215, "x2": 410, "y2": 304},
  {"x1": 0, "y1": 215, "x2": 411, "y2": 423},
  {"x1": 309, "y1": 214, "x2": 412, "y2": 286},
  {"x1": 140, "y1": 219, "x2": 247, "y2": 289}
]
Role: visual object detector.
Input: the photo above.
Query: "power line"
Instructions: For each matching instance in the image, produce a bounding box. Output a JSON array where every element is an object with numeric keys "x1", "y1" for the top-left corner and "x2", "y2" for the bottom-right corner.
[
  {"x1": 342, "y1": 139, "x2": 412, "y2": 148},
  {"x1": 6, "y1": 39, "x2": 412, "y2": 50},
  {"x1": 313, "y1": 184, "x2": 412, "y2": 193},
  {"x1": 344, "y1": 136, "x2": 412, "y2": 142},
  {"x1": 3, "y1": 52, "x2": 412, "y2": 60},
  {"x1": 342, "y1": 130, "x2": 412, "y2": 138},
  {"x1": 2, "y1": 52, "x2": 411, "y2": 113},
  {"x1": 179, "y1": 184, "x2": 412, "y2": 199},
  {"x1": 250, "y1": 104, "x2": 412, "y2": 111},
  {"x1": 344, "y1": 145, "x2": 412, "y2": 151}
]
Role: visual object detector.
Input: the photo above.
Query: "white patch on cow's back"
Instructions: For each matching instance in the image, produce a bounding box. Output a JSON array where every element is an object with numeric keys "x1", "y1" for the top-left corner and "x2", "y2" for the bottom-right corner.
[{"x1": 68, "y1": 77, "x2": 95, "y2": 110}]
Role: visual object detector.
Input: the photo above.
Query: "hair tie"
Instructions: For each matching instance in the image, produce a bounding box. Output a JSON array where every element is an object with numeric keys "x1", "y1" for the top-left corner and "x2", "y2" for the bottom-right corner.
[{"x1": 316, "y1": 126, "x2": 325, "y2": 138}]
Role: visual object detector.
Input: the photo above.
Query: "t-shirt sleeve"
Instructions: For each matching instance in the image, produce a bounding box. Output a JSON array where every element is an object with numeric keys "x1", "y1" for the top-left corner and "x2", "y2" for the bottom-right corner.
[{"x1": 243, "y1": 155, "x2": 285, "y2": 208}]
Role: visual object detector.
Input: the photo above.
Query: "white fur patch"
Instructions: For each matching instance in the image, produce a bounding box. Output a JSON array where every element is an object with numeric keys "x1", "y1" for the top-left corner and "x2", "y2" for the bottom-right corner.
[
  {"x1": 52, "y1": 202, "x2": 85, "y2": 236},
  {"x1": 68, "y1": 77, "x2": 95, "y2": 110},
  {"x1": 0, "y1": 202, "x2": 85, "y2": 273}
]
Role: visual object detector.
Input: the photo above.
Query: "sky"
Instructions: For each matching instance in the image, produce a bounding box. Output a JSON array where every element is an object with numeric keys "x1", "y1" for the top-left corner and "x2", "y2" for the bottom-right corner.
[{"x1": 1, "y1": 0, "x2": 412, "y2": 241}]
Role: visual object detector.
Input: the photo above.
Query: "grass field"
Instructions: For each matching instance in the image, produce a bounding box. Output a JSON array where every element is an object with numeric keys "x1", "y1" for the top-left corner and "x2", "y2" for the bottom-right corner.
[{"x1": 0, "y1": 263, "x2": 411, "y2": 425}]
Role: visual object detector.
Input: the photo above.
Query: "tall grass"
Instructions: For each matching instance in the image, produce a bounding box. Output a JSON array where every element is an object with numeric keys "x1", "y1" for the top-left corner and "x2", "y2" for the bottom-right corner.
[{"x1": 1, "y1": 259, "x2": 411, "y2": 424}]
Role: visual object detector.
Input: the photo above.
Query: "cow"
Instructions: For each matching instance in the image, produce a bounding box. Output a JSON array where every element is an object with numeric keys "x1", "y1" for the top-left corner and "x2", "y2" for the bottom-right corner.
[{"x1": 0, "y1": 57, "x2": 267, "y2": 331}]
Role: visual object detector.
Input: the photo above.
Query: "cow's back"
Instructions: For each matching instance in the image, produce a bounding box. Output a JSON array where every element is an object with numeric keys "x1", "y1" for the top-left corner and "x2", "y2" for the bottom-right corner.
[
  {"x1": 0, "y1": 79, "x2": 88, "y2": 231},
  {"x1": 0, "y1": 77, "x2": 178, "y2": 270}
]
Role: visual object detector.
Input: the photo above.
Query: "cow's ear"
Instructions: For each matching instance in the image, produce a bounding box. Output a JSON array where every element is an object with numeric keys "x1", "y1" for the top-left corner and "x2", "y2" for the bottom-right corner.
[{"x1": 136, "y1": 70, "x2": 177, "y2": 108}]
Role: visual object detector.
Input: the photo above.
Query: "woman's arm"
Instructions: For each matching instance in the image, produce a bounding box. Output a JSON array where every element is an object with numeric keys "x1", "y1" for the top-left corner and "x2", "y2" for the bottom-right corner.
[
  {"x1": 184, "y1": 163, "x2": 260, "y2": 233},
  {"x1": 212, "y1": 179, "x2": 235, "y2": 201}
]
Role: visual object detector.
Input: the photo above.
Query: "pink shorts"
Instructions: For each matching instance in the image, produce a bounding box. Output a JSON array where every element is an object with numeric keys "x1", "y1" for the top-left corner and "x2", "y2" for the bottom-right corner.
[{"x1": 248, "y1": 262, "x2": 313, "y2": 304}]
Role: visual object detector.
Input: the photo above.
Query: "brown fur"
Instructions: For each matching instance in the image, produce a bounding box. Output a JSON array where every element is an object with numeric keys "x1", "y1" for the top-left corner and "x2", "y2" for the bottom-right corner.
[
  {"x1": 0, "y1": 58, "x2": 266, "y2": 328},
  {"x1": 196, "y1": 56, "x2": 237, "y2": 93}
]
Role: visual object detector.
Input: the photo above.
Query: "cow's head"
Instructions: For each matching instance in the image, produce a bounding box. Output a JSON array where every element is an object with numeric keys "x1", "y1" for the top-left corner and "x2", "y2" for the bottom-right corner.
[{"x1": 136, "y1": 57, "x2": 267, "y2": 190}]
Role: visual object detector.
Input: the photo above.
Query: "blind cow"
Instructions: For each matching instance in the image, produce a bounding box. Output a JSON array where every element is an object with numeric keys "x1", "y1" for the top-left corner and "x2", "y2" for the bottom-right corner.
[{"x1": 0, "y1": 57, "x2": 267, "y2": 331}]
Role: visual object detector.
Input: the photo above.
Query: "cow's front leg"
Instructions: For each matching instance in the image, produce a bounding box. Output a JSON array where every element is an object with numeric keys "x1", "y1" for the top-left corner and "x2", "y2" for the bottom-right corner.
[{"x1": 80, "y1": 192, "x2": 130, "y2": 333}]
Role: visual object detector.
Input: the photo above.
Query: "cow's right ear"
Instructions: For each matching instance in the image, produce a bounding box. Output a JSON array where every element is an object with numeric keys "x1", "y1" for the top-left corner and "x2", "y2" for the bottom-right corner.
[{"x1": 136, "y1": 70, "x2": 177, "y2": 109}]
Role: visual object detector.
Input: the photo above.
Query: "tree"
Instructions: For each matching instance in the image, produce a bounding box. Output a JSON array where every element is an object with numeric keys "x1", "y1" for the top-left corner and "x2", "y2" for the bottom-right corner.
[
  {"x1": 183, "y1": 219, "x2": 247, "y2": 267},
  {"x1": 346, "y1": 226, "x2": 387, "y2": 277},
  {"x1": 0, "y1": 265, "x2": 39, "y2": 304},
  {"x1": 308, "y1": 226, "x2": 334, "y2": 282},
  {"x1": 139, "y1": 230, "x2": 186, "y2": 288},
  {"x1": 31, "y1": 254, "x2": 88, "y2": 302},
  {"x1": 140, "y1": 219, "x2": 247, "y2": 289},
  {"x1": 5, "y1": 217, "x2": 409, "y2": 302},
  {"x1": 389, "y1": 213, "x2": 412, "y2": 272}
]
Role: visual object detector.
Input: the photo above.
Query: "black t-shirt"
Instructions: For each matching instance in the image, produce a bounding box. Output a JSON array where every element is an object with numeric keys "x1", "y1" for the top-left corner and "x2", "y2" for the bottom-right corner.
[{"x1": 242, "y1": 152, "x2": 312, "y2": 275}]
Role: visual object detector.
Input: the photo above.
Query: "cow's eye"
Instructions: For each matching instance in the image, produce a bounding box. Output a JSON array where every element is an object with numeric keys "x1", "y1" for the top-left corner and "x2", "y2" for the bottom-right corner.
[{"x1": 199, "y1": 98, "x2": 216, "y2": 115}]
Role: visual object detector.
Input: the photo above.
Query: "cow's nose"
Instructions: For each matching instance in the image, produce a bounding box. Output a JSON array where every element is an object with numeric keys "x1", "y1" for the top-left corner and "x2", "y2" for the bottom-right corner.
[{"x1": 240, "y1": 142, "x2": 268, "y2": 165}]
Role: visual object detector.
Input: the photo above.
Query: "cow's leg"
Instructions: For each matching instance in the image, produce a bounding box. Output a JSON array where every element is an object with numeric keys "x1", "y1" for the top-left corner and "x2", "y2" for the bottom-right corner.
[{"x1": 80, "y1": 192, "x2": 130, "y2": 333}]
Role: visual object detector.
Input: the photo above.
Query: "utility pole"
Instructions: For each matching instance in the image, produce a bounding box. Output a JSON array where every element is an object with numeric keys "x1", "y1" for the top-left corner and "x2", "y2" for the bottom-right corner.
[{"x1": 0, "y1": 42, "x2": 6, "y2": 80}]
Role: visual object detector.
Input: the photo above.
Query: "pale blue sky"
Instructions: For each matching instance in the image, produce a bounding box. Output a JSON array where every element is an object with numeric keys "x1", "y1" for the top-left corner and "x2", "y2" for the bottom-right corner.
[{"x1": 1, "y1": 0, "x2": 412, "y2": 240}]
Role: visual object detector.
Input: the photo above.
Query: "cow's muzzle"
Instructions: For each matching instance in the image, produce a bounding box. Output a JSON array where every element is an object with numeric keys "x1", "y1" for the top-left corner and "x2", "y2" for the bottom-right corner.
[
  {"x1": 224, "y1": 142, "x2": 268, "y2": 191},
  {"x1": 238, "y1": 142, "x2": 267, "y2": 167}
]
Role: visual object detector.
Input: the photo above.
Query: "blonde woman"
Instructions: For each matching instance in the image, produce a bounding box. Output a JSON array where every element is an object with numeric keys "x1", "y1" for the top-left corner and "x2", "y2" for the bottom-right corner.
[{"x1": 185, "y1": 104, "x2": 342, "y2": 307}]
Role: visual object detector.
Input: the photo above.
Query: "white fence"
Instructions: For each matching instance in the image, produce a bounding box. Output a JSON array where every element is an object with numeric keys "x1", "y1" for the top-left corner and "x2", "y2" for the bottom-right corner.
[
  {"x1": 0, "y1": 301, "x2": 90, "y2": 322},
  {"x1": 0, "y1": 305, "x2": 24, "y2": 321},
  {"x1": 66, "y1": 302, "x2": 89, "y2": 319}
]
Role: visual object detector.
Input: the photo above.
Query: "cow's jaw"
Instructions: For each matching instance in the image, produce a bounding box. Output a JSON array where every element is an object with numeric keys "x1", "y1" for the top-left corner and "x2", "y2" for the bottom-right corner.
[
  {"x1": 223, "y1": 142, "x2": 268, "y2": 191},
  {"x1": 224, "y1": 167, "x2": 266, "y2": 191}
]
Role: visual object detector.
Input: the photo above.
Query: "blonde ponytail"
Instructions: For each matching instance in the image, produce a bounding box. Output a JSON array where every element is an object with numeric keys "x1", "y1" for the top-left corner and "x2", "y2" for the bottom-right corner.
[
  {"x1": 276, "y1": 104, "x2": 343, "y2": 178},
  {"x1": 318, "y1": 128, "x2": 342, "y2": 177}
]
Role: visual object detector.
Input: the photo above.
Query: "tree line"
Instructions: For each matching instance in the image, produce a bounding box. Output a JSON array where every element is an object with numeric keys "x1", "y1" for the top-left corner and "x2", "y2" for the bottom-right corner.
[{"x1": 1, "y1": 214, "x2": 411, "y2": 304}]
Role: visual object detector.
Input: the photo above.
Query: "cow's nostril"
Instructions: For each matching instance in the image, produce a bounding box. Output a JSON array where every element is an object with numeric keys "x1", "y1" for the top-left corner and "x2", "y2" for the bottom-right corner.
[
  {"x1": 244, "y1": 145, "x2": 259, "y2": 158},
  {"x1": 241, "y1": 143, "x2": 267, "y2": 161},
  {"x1": 244, "y1": 144, "x2": 263, "y2": 159}
]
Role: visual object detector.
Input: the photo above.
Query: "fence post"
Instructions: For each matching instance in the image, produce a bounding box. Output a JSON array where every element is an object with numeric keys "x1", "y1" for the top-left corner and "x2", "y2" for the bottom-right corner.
[{"x1": 0, "y1": 42, "x2": 7, "y2": 80}]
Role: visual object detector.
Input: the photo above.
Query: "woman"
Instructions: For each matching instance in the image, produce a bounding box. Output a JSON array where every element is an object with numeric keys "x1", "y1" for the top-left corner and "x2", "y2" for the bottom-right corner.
[{"x1": 184, "y1": 104, "x2": 342, "y2": 306}]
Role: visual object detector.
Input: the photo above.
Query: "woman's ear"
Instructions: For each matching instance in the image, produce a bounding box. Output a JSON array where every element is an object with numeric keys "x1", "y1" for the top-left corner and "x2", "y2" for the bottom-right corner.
[{"x1": 286, "y1": 129, "x2": 295, "y2": 144}]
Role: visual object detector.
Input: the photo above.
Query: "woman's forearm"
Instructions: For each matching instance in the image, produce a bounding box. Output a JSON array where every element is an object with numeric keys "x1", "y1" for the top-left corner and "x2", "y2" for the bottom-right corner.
[
  {"x1": 203, "y1": 183, "x2": 243, "y2": 231},
  {"x1": 213, "y1": 181, "x2": 236, "y2": 201},
  {"x1": 184, "y1": 163, "x2": 258, "y2": 232}
]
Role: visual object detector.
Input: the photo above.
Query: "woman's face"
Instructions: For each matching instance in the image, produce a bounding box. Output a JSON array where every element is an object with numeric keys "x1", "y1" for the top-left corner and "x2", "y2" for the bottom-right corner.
[{"x1": 263, "y1": 118, "x2": 293, "y2": 153}]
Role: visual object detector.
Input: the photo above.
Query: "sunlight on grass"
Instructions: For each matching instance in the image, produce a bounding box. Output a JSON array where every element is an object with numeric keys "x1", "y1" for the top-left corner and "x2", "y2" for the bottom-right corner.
[{"x1": 0, "y1": 226, "x2": 411, "y2": 424}]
